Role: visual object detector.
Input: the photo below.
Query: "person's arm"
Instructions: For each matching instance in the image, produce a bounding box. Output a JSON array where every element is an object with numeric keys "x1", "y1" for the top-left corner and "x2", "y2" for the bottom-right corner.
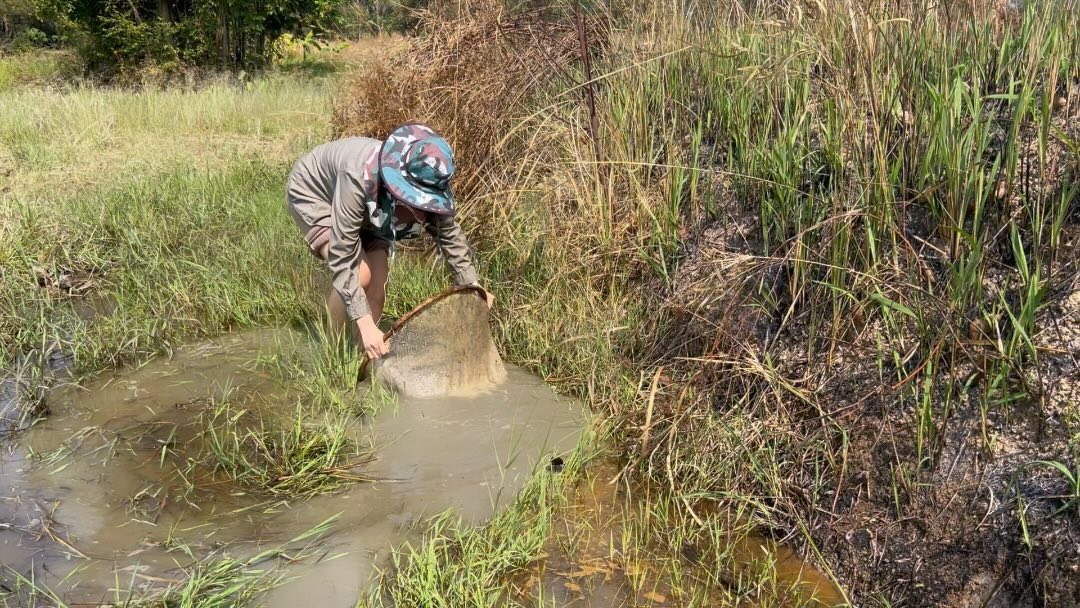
[
  {"x1": 328, "y1": 168, "x2": 387, "y2": 358},
  {"x1": 425, "y1": 214, "x2": 479, "y2": 285},
  {"x1": 425, "y1": 215, "x2": 493, "y2": 307}
]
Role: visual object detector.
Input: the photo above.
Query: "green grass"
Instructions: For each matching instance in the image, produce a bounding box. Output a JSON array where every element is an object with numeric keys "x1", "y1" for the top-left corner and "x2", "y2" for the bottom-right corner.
[
  {"x1": 1, "y1": 515, "x2": 338, "y2": 608},
  {"x1": 0, "y1": 46, "x2": 391, "y2": 506},
  {"x1": 0, "y1": 63, "x2": 352, "y2": 440},
  {"x1": 358, "y1": 442, "x2": 592, "y2": 608},
  {"x1": 0, "y1": 65, "x2": 333, "y2": 201},
  {"x1": 194, "y1": 389, "x2": 367, "y2": 498},
  {"x1": 0, "y1": 50, "x2": 79, "y2": 91},
  {"x1": 257, "y1": 324, "x2": 399, "y2": 417},
  {"x1": 360, "y1": 488, "x2": 555, "y2": 607},
  {"x1": 0, "y1": 46, "x2": 451, "y2": 386},
  {"x1": 2, "y1": 1, "x2": 1079, "y2": 604},
  {"x1": 1033, "y1": 459, "x2": 1080, "y2": 517},
  {"x1": 0, "y1": 53, "x2": 338, "y2": 377},
  {"x1": 0, "y1": 161, "x2": 324, "y2": 373}
]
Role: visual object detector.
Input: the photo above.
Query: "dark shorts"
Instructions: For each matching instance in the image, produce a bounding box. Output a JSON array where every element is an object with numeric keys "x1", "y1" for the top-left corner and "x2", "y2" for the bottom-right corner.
[
  {"x1": 286, "y1": 193, "x2": 391, "y2": 259},
  {"x1": 299, "y1": 225, "x2": 391, "y2": 260}
]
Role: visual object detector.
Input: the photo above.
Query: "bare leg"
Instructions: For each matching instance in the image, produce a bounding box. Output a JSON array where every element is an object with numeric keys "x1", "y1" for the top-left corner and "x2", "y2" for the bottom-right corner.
[
  {"x1": 319, "y1": 243, "x2": 390, "y2": 336},
  {"x1": 319, "y1": 243, "x2": 350, "y2": 337},
  {"x1": 362, "y1": 247, "x2": 390, "y2": 324},
  {"x1": 325, "y1": 287, "x2": 350, "y2": 336}
]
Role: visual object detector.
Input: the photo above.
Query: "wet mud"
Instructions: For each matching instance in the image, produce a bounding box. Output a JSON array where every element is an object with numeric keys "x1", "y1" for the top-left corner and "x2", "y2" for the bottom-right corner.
[
  {"x1": 0, "y1": 328, "x2": 582, "y2": 606},
  {"x1": 513, "y1": 463, "x2": 846, "y2": 608}
]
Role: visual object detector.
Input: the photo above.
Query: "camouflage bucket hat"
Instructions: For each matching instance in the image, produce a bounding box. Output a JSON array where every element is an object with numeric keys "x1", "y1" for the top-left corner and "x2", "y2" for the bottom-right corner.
[{"x1": 379, "y1": 123, "x2": 456, "y2": 216}]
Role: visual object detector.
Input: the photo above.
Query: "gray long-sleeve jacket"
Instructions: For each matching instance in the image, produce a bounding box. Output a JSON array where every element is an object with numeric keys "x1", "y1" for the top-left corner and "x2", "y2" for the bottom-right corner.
[{"x1": 286, "y1": 137, "x2": 480, "y2": 321}]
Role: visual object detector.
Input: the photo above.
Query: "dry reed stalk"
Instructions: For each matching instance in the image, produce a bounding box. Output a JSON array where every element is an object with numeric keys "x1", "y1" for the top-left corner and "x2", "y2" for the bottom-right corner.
[{"x1": 333, "y1": 0, "x2": 607, "y2": 205}]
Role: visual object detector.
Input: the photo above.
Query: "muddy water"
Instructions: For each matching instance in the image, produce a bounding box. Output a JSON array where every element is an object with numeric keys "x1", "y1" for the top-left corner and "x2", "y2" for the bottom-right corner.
[
  {"x1": 520, "y1": 464, "x2": 847, "y2": 608},
  {"x1": 1, "y1": 328, "x2": 846, "y2": 608},
  {"x1": 0, "y1": 328, "x2": 583, "y2": 606}
]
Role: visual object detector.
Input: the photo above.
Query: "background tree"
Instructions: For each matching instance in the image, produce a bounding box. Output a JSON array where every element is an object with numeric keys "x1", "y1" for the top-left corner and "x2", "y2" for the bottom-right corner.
[{"x1": 31, "y1": 0, "x2": 347, "y2": 72}]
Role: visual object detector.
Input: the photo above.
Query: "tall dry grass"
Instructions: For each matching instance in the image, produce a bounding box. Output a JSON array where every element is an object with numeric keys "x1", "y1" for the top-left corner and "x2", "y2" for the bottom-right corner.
[
  {"x1": 332, "y1": 0, "x2": 605, "y2": 202},
  {"x1": 339, "y1": 0, "x2": 1080, "y2": 603}
]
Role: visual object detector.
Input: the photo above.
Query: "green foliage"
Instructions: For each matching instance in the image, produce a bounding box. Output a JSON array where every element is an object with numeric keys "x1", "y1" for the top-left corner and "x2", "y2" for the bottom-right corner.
[
  {"x1": 0, "y1": 0, "x2": 66, "y2": 49},
  {"x1": 337, "y1": 0, "x2": 426, "y2": 36},
  {"x1": 196, "y1": 392, "x2": 363, "y2": 498},
  {"x1": 0, "y1": 161, "x2": 322, "y2": 374},
  {"x1": 42, "y1": 0, "x2": 348, "y2": 73},
  {"x1": 11, "y1": 26, "x2": 49, "y2": 50}
]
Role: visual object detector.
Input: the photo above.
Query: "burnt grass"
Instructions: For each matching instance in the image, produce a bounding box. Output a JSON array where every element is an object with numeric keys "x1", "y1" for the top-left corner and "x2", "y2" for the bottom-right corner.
[
  {"x1": 628, "y1": 145, "x2": 1080, "y2": 606},
  {"x1": 489, "y1": 10, "x2": 1080, "y2": 602}
]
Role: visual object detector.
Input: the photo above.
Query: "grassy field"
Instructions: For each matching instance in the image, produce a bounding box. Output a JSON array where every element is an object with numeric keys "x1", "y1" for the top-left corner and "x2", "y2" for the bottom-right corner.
[
  {"x1": 0, "y1": 43, "x2": 417, "y2": 606},
  {"x1": 0, "y1": 39, "x2": 835, "y2": 608},
  {"x1": 3, "y1": 0, "x2": 1080, "y2": 605}
]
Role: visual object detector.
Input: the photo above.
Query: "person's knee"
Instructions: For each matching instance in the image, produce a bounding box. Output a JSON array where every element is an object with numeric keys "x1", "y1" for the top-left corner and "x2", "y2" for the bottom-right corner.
[{"x1": 366, "y1": 282, "x2": 386, "y2": 320}]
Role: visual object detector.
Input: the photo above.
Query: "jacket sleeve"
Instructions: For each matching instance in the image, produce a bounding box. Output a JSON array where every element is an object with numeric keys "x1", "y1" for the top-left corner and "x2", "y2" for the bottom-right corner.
[
  {"x1": 425, "y1": 215, "x2": 480, "y2": 286},
  {"x1": 327, "y1": 168, "x2": 372, "y2": 321}
]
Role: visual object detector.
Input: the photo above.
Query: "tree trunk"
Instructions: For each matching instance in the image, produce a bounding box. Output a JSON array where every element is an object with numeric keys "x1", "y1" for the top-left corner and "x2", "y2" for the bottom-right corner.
[{"x1": 218, "y1": 9, "x2": 228, "y2": 66}]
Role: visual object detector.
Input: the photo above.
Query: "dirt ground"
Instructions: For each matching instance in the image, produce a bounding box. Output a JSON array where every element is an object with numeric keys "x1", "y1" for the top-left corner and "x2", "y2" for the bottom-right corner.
[
  {"x1": 642, "y1": 112, "x2": 1080, "y2": 606},
  {"x1": 659, "y1": 229, "x2": 1080, "y2": 605}
]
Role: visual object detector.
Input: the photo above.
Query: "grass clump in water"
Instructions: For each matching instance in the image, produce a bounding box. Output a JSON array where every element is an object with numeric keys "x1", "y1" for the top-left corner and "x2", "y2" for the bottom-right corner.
[
  {"x1": 196, "y1": 395, "x2": 367, "y2": 498},
  {"x1": 358, "y1": 450, "x2": 582, "y2": 608},
  {"x1": 145, "y1": 516, "x2": 339, "y2": 608},
  {"x1": 258, "y1": 322, "x2": 398, "y2": 418},
  {"x1": 0, "y1": 514, "x2": 338, "y2": 608}
]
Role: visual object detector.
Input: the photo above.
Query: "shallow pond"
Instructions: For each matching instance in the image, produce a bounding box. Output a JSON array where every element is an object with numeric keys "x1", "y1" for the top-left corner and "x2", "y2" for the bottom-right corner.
[
  {"x1": 517, "y1": 460, "x2": 847, "y2": 607},
  {"x1": 0, "y1": 328, "x2": 583, "y2": 606},
  {"x1": 1, "y1": 327, "x2": 845, "y2": 607}
]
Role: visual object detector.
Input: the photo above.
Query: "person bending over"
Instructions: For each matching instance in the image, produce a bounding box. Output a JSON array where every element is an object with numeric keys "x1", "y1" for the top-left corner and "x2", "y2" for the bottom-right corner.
[{"x1": 285, "y1": 122, "x2": 492, "y2": 360}]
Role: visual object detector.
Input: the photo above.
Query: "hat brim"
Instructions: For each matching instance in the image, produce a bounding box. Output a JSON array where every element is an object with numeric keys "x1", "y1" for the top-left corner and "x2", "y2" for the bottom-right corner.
[{"x1": 379, "y1": 123, "x2": 455, "y2": 216}]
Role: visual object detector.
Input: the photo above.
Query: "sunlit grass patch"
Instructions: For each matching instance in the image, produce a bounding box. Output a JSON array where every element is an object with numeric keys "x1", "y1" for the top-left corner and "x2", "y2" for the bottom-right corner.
[
  {"x1": 0, "y1": 50, "x2": 79, "y2": 92},
  {"x1": 196, "y1": 393, "x2": 368, "y2": 498},
  {"x1": 0, "y1": 70, "x2": 332, "y2": 201},
  {"x1": 0, "y1": 160, "x2": 324, "y2": 374}
]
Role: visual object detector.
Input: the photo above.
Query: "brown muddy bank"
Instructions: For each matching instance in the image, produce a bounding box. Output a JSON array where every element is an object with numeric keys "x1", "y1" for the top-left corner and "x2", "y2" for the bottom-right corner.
[
  {"x1": 641, "y1": 210, "x2": 1080, "y2": 607},
  {"x1": 511, "y1": 462, "x2": 846, "y2": 607}
]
